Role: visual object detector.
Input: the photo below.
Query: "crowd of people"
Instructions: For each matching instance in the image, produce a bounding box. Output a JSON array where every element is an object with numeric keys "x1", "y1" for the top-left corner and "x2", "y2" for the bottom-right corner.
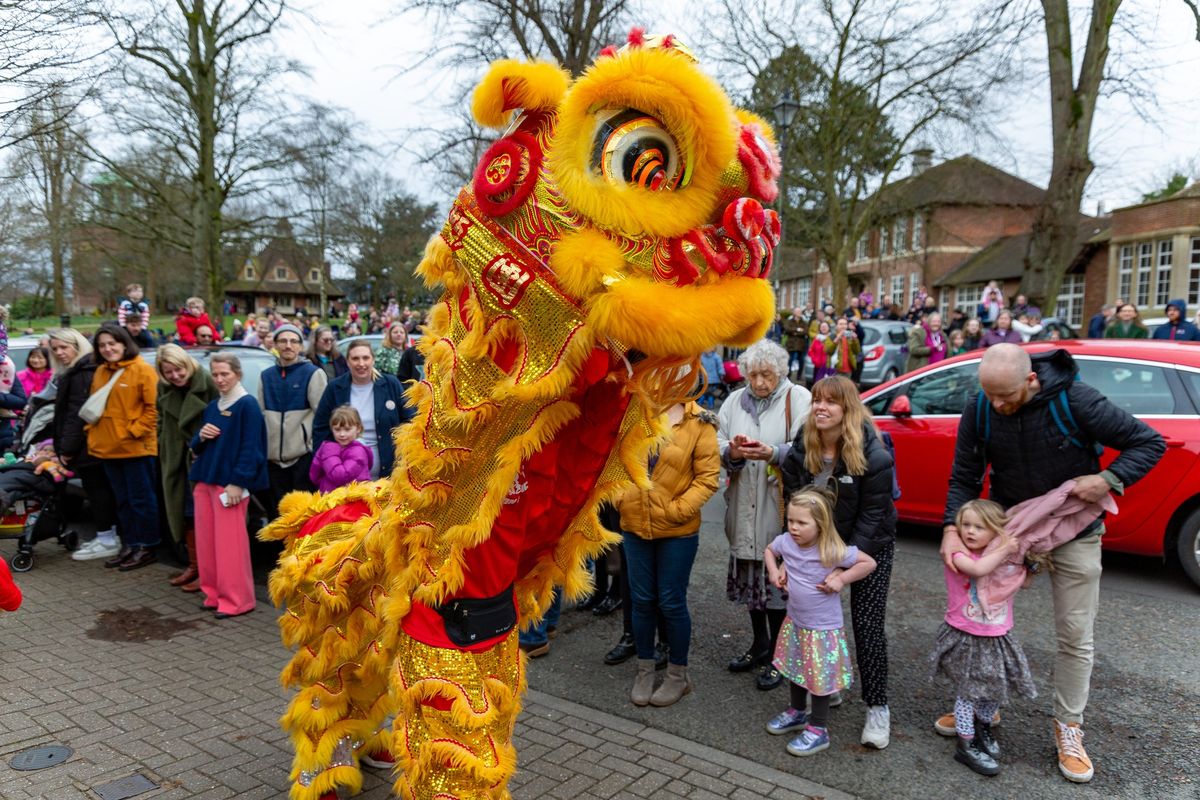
[
  {"x1": 0, "y1": 279, "x2": 1175, "y2": 786},
  {"x1": 531, "y1": 334, "x2": 1164, "y2": 785},
  {"x1": 768, "y1": 281, "x2": 1200, "y2": 393},
  {"x1": 0, "y1": 297, "x2": 423, "y2": 621}
]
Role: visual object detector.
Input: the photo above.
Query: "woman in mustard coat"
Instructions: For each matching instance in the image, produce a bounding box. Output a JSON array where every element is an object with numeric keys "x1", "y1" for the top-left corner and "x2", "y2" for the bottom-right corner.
[{"x1": 617, "y1": 400, "x2": 720, "y2": 708}]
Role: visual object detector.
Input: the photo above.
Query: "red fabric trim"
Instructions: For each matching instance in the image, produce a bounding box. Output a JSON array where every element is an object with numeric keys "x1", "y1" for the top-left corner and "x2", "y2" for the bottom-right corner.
[{"x1": 296, "y1": 501, "x2": 371, "y2": 539}]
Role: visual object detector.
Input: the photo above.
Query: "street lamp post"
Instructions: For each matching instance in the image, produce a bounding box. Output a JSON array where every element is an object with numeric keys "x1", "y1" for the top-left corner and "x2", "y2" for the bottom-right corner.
[{"x1": 772, "y1": 91, "x2": 801, "y2": 307}]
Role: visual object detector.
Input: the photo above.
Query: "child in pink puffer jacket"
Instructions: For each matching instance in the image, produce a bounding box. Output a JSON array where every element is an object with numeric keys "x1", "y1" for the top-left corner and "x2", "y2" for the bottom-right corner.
[{"x1": 308, "y1": 405, "x2": 373, "y2": 493}]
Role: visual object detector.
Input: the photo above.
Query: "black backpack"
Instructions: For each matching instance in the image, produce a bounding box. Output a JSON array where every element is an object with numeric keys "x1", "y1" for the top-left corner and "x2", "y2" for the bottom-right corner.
[{"x1": 973, "y1": 387, "x2": 1103, "y2": 458}]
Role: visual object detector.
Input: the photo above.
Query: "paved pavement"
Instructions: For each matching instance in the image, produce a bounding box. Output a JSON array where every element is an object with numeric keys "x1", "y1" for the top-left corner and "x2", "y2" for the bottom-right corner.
[
  {"x1": 2, "y1": 486, "x2": 1198, "y2": 800},
  {"x1": 0, "y1": 533, "x2": 847, "y2": 800}
]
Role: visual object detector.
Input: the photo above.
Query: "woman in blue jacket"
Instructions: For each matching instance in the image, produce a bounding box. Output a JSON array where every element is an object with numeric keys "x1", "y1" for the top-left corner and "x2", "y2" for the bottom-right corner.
[
  {"x1": 189, "y1": 353, "x2": 269, "y2": 619},
  {"x1": 312, "y1": 339, "x2": 414, "y2": 479}
]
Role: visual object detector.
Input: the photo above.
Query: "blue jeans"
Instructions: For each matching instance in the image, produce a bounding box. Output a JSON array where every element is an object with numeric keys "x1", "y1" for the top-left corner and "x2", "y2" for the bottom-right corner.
[
  {"x1": 519, "y1": 588, "x2": 561, "y2": 648},
  {"x1": 103, "y1": 456, "x2": 160, "y2": 548},
  {"x1": 622, "y1": 532, "x2": 699, "y2": 666}
]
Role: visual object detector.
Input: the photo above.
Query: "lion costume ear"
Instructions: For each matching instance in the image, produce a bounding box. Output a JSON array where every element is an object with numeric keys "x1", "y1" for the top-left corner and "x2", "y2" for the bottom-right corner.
[{"x1": 472, "y1": 61, "x2": 571, "y2": 128}]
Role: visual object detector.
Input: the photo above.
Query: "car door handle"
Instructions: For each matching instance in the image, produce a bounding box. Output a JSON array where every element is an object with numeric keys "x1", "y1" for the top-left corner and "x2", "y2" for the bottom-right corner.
[{"x1": 1165, "y1": 439, "x2": 1185, "y2": 447}]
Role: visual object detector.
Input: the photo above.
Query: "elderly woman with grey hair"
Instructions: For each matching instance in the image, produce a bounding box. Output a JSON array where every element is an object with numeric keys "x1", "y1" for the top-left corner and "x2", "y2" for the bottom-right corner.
[{"x1": 717, "y1": 339, "x2": 811, "y2": 690}]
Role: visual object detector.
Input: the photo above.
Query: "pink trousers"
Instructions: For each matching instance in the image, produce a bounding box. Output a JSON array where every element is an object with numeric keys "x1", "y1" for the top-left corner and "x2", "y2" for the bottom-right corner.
[{"x1": 192, "y1": 482, "x2": 255, "y2": 615}]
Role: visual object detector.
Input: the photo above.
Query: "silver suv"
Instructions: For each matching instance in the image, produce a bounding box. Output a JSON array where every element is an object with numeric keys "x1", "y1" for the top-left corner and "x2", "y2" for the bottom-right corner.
[{"x1": 801, "y1": 319, "x2": 914, "y2": 387}]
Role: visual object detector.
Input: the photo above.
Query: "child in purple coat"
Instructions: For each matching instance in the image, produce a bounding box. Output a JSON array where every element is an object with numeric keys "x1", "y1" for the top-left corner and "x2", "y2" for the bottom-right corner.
[{"x1": 309, "y1": 405, "x2": 373, "y2": 493}]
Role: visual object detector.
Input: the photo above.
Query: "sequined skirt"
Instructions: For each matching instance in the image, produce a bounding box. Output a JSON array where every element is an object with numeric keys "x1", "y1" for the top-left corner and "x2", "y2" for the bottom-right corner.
[
  {"x1": 929, "y1": 623, "x2": 1037, "y2": 705},
  {"x1": 772, "y1": 617, "x2": 853, "y2": 696}
]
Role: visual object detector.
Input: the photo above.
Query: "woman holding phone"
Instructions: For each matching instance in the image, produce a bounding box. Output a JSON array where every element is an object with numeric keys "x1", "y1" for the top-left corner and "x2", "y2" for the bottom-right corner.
[{"x1": 717, "y1": 339, "x2": 811, "y2": 690}]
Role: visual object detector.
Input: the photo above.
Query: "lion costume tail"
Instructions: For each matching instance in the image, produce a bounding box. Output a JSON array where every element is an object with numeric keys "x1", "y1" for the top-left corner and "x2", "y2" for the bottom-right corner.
[{"x1": 261, "y1": 486, "x2": 397, "y2": 799}]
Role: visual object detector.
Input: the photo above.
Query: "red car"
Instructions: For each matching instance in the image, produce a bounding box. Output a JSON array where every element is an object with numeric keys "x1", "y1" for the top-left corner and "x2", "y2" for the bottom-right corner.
[{"x1": 862, "y1": 340, "x2": 1200, "y2": 586}]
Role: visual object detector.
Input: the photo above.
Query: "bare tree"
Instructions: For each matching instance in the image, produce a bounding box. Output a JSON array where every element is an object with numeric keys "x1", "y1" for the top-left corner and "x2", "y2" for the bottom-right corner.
[
  {"x1": 706, "y1": 0, "x2": 1025, "y2": 305},
  {"x1": 279, "y1": 102, "x2": 372, "y2": 317},
  {"x1": 1018, "y1": 0, "x2": 1121, "y2": 310},
  {"x1": 8, "y1": 90, "x2": 88, "y2": 314},
  {"x1": 393, "y1": 0, "x2": 634, "y2": 186},
  {"x1": 395, "y1": 0, "x2": 633, "y2": 78},
  {"x1": 0, "y1": 1, "x2": 103, "y2": 149},
  {"x1": 89, "y1": 0, "x2": 299, "y2": 323}
]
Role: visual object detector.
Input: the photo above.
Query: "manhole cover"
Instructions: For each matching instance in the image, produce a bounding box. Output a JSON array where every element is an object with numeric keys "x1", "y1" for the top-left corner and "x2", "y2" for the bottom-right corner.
[
  {"x1": 9, "y1": 744, "x2": 72, "y2": 770},
  {"x1": 93, "y1": 774, "x2": 158, "y2": 800}
]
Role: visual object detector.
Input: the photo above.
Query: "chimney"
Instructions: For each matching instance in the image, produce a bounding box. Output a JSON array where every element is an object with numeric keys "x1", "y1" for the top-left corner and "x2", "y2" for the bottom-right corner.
[
  {"x1": 912, "y1": 146, "x2": 934, "y2": 175},
  {"x1": 1096, "y1": 200, "x2": 1107, "y2": 216}
]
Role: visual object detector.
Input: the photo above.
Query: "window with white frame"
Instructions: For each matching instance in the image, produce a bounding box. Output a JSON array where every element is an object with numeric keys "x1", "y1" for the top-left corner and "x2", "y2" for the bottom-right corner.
[
  {"x1": 939, "y1": 288, "x2": 950, "y2": 316},
  {"x1": 1155, "y1": 239, "x2": 1173, "y2": 307},
  {"x1": 910, "y1": 273, "x2": 921, "y2": 306},
  {"x1": 275, "y1": 265, "x2": 288, "y2": 280},
  {"x1": 956, "y1": 284, "x2": 985, "y2": 315},
  {"x1": 798, "y1": 277, "x2": 812, "y2": 308},
  {"x1": 1136, "y1": 242, "x2": 1152, "y2": 306},
  {"x1": 896, "y1": 217, "x2": 910, "y2": 253},
  {"x1": 876, "y1": 277, "x2": 885, "y2": 307},
  {"x1": 912, "y1": 214, "x2": 924, "y2": 250},
  {"x1": 243, "y1": 264, "x2": 254, "y2": 280},
  {"x1": 1056, "y1": 274, "x2": 1086, "y2": 326},
  {"x1": 890, "y1": 275, "x2": 904, "y2": 307},
  {"x1": 1189, "y1": 237, "x2": 1200, "y2": 306},
  {"x1": 880, "y1": 226, "x2": 892, "y2": 256},
  {"x1": 819, "y1": 283, "x2": 832, "y2": 307},
  {"x1": 856, "y1": 235, "x2": 869, "y2": 261},
  {"x1": 1117, "y1": 245, "x2": 1133, "y2": 301},
  {"x1": 310, "y1": 268, "x2": 321, "y2": 282}
]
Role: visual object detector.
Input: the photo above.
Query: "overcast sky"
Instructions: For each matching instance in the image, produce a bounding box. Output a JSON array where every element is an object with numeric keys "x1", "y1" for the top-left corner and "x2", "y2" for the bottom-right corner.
[{"x1": 283, "y1": 0, "x2": 1200, "y2": 214}]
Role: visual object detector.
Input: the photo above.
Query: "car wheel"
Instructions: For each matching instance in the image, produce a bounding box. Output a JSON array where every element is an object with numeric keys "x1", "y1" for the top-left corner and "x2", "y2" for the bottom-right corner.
[
  {"x1": 882, "y1": 368, "x2": 898, "y2": 384},
  {"x1": 1176, "y1": 507, "x2": 1200, "y2": 588}
]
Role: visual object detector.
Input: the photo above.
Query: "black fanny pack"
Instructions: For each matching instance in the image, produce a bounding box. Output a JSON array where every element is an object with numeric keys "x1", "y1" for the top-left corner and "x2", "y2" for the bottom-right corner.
[{"x1": 435, "y1": 584, "x2": 517, "y2": 647}]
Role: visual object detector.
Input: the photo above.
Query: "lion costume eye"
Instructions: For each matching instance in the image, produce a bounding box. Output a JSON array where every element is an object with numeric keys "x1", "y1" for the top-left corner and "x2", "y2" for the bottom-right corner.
[{"x1": 591, "y1": 109, "x2": 688, "y2": 191}]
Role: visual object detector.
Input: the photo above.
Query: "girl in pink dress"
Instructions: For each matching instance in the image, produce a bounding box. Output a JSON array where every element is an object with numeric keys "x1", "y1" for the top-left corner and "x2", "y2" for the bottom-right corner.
[{"x1": 929, "y1": 499, "x2": 1036, "y2": 776}]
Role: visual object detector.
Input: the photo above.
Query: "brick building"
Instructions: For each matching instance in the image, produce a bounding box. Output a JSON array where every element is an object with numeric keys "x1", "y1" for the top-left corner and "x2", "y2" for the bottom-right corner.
[
  {"x1": 1106, "y1": 182, "x2": 1200, "y2": 316},
  {"x1": 781, "y1": 154, "x2": 1111, "y2": 327}
]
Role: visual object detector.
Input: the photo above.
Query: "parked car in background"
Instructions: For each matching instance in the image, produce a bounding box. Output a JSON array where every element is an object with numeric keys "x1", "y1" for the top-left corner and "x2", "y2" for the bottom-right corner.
[
  {"x1": 335, "y1": 332, "x2": 424, "y2": 358},
  {"x1": 803, "y1": 320, "x2": 913, "y2": 387},
  {"x1": 862, "y1": 339, "x2": 1200, "y2": 586},
  {"x1": 1141, "y1": 317, "x2": 1168, "y2": 338}
]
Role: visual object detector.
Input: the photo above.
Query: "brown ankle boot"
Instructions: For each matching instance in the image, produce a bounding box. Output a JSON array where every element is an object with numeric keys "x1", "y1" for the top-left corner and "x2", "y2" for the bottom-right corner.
[{"x1": 171, "y1": 529, "x2": 199, "y2": 587}]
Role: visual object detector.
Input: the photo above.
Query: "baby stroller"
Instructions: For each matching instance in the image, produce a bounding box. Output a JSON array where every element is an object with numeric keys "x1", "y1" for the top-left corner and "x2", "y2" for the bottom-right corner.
[{"x1": 0, "y1": 388, "x2": 79, "y2": 572}]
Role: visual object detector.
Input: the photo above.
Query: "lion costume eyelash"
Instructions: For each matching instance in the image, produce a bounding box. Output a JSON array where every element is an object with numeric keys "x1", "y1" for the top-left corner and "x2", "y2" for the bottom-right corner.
[{"x1": 262, "y1": 29, "x2": 779, "y2": 800}]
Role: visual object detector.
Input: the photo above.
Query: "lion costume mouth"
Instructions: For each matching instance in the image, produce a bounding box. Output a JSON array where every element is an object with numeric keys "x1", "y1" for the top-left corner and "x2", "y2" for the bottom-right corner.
[{"x1": 464, "y1": 29, "x2": 780, "y2": 357}]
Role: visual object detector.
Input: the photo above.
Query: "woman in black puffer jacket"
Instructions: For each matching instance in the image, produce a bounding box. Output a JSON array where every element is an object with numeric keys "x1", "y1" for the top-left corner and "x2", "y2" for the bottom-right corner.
[
  {"x1": 47, "y1": 329, "x2": 121, "y2": 562},
  {"x1": 781, "y1": 375, "x2": 897, "y2": 751}
]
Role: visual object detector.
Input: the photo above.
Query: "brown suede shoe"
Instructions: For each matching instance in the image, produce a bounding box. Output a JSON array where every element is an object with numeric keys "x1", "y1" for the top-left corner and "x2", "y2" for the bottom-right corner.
[
  {"x1": 180, "y1": 579, "x2": 201, "y2": 593},
  {"x1": 117, "y1": 547, "x2": 157, "y2": 572}
]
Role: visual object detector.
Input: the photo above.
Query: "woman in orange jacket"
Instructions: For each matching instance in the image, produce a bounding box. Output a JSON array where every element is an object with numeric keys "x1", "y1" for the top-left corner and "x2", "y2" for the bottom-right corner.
[
  {"x1": 617, "y1": 400, "x2": 720, "y2": 708},
  {"x1": 86, "y1": 324, "x2": 161, "y2": 571}
]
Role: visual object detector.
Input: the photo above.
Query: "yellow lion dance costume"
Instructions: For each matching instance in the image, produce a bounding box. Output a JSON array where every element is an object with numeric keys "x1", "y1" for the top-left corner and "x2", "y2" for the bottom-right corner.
[{"x1": 263, "y1": 30, "x2": 780, "y2": 800}]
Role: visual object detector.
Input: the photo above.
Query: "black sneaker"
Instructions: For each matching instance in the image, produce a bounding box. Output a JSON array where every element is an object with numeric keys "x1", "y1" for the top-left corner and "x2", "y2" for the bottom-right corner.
[
  {"x1": 603, "y1": 633, "x2": 636, "y2": 665},
  {"x1": 654, "y1": 641, "x2": 670, "y2": 670},
  {"x1": 591, "y1": 595, "x2": 621, "y2": 616},
  {"x1": 755, "y1": 665, "x2": 784, "y2": 691},
  {"x1": 955, "y1": 736, "x2": 1000, "y2": 776}
]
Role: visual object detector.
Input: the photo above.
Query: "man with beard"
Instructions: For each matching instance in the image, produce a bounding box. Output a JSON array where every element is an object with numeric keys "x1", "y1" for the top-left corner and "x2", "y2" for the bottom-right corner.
[{"x1": 936, "y1": 343, "x2": 1164, "y2": 784}]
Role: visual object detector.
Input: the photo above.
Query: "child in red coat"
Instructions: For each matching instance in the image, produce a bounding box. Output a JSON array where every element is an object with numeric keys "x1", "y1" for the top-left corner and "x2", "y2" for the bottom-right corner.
[
  {"x1": 0, "y1": 557, "x2": 22, "y2": 611},
  {"x1": 175, "y1": 297, "x2": 221, "y2": 345}
]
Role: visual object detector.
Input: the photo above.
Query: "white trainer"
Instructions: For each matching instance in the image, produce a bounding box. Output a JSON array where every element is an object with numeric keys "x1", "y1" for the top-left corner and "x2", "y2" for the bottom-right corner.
[
  {"x1": 71, "y1": 538, "x2": 120, "y2": 561},
  {"x1": 861, "y1": 705, "x2": 890, "y2": 749}
]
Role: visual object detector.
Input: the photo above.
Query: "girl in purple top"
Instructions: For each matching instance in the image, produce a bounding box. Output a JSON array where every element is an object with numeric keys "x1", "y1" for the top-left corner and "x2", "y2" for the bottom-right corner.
[
  {"x1": 309, "y1": 405, "x2": 373, "y2": 493},
  {"x1": 763, "y1": 488, "x2": 876, "y2": 757},
  {"x1": 930, "y1": 499, "x2": 1036, "y2": 776}
]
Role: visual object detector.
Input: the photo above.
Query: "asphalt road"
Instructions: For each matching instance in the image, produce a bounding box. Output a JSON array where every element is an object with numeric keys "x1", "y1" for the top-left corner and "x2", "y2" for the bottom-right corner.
[{"x1": 523, "y1": 492, "x2": 1200, "y2": 800}]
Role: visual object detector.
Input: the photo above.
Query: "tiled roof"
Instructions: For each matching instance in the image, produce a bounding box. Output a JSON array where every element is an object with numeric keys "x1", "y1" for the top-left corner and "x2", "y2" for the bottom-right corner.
[
  {"x1": 876, "y1": 155, "x2": 1045, "y2": 213},
  {"x1": 935, "y1": 217, "x2": 1106, "y2": 287}
]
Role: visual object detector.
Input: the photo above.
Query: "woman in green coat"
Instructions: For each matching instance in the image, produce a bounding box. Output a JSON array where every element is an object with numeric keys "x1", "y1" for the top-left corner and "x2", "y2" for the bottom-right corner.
[
  {"x1": 155, "y1": 344, "x2": 218, "y2": 591},
  {"x1": 1103, "y1": 303, "x2": 1149, "y2": 339}
]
